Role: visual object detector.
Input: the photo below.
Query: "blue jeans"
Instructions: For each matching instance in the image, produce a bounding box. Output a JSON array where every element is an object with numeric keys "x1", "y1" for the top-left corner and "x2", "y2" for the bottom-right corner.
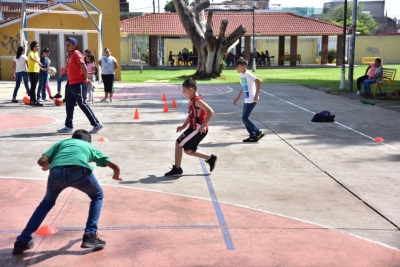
[
  {"x1": 65, "y1": 83, "x2": 100, "y2": 128},
  {"x1": 37, "y1": 72, "x2": 48, "y2": 99},
  {"x1": 12, "y1": 72, "x2": 30, "y2": 99},
  {"x1": 17, "y1": 166, "x2": 103, "y2": 242},
  {"x1": 57, "y1": 74, "x2": 68, "y2": 93},
  {"x1": 363, "y1": 79, "x2": 377, "y2": 93},
  {"x1": 242, "y1": 102, "x2": 260, "y2": 137}
]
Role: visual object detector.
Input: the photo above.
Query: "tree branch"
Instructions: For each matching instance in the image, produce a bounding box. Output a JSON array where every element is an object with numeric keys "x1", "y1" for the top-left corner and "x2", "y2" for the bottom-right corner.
[
  {"x1": 205, "y1": 11, "x2": 214, "y2": 40},
  {"x1": 218, "y1": 18, "x2": 228, "y2": 41},
  {"x1": 193, "y1": 0, "x2": 210, "y2": 14},
  {"x1": 226, "y1": 25, "x2": 247, "y2": 47}
]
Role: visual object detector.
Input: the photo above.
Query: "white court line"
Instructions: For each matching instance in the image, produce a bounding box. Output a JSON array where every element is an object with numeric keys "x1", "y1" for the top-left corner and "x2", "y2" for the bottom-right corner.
[
  {"x1": 259, "y1": 89, "x2": 400, "y2": 151},
  {"x1": 1, "y1": 176, "x2": 399, "y2": 252}
]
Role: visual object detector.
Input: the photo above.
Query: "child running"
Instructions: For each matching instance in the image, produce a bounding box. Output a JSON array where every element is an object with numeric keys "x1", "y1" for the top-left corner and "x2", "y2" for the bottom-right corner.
[
  {"x1": 234, "y1": 57, "x2": 265, "y2": 142},
  {"x1": 164, "y1": 78, "x2": 218, "y2": 176},
  {"x1": 12, "y1": 129, "x2": 122, "y2": 254}
]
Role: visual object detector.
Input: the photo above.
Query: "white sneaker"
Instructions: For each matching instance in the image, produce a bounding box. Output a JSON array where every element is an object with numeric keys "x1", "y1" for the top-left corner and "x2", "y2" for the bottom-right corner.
[
  {"x1": 89, "y1": 123, "x2": 103, "y2": 134},
  {"x1": 100, "y1": 98, "x2": 109, "y2": 103},
  {"x1": 357, "y1": 90, "x2": 360, "y2": 95},
  {"x1": 109, "y1": 98, "x2": 113, "y2": 102},
  {"x1": 57, "y1": 126, "x2": 73, "y2": 133}
]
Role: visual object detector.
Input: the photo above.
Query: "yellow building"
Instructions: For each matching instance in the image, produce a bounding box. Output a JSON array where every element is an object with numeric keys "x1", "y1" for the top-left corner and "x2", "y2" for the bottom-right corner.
[{"x1": 0, "y1": 0, "x2": 121, "y2": 81}]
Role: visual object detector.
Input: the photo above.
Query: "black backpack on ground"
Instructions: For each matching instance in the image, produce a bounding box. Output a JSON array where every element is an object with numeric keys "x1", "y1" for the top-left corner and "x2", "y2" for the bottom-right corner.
[{"x1": 311, "y1": 111, "x2": 335, "y2": 122}]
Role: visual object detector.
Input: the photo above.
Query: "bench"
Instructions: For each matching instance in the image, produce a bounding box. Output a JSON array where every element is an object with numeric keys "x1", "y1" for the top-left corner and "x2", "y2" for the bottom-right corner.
[
  {"x1": 372, "y1": 68, "x2": 398, "y2": 96},
  {"x1": 361, "y1": 57, "x2": 383, "y2": 66}
]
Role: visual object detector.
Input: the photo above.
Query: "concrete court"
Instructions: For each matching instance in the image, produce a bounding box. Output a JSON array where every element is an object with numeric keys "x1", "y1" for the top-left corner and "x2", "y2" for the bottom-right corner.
[{"x1": 0, "y1": 80, "x2": 399, "y2": 267}]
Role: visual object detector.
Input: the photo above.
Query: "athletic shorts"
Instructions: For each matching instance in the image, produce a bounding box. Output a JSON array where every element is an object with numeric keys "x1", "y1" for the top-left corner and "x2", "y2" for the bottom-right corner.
[{"x1": 177, "y1": 127, "x2": 207, "y2": 152}]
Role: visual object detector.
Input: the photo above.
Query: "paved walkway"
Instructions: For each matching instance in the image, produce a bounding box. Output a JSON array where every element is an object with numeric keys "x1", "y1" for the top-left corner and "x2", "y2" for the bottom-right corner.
[{"x1": 0, "y1": 81, "x2": 399, "y2": 266}]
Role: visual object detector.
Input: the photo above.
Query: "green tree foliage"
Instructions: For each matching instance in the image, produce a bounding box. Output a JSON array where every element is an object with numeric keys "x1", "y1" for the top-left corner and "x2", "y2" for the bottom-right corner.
[
  {"x1": 321, "y1": 3, "x2": 379, "y2": 35},
  {"x1": 164, "y1": 0, "x2": 189, "y2": 13}
]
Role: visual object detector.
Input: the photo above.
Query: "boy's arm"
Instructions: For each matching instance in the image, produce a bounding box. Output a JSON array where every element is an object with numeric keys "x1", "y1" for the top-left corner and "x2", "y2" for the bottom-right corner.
[
  {"x1": 177, "y1": 117, "x2": 189, "y2": 132},
  {"x1": 195, "y1": 100, "x2": 214, "y2": 134},
  {"x1": 254, "y1": 78, "x2": 262, "y2": 103},
  {"x1": 37, "y1": 155, "x2": 50, "y2": 171},
  {"x1": 234, "y1": 90, "x2": 243, "y2": 105},
  {"x1": 104, "y1": 161, "x2": 122, "y2": 181}
]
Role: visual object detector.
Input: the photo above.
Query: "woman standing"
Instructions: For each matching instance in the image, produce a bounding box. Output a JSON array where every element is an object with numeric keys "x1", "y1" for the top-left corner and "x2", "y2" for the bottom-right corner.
[
  {"x1": 11, "y1": 46, "x2": 30, "y2": 103},
  {"x1": 28, "y1": 41, "x2": 43, "y2": 106},
  {"x1": 98, "y1": 47, "x2": 118, "y2": 103}
]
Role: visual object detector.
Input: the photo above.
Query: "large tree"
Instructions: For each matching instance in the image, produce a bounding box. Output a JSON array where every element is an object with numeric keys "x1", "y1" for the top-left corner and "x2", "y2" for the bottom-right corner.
[
  {"x1": 173, "y1": 0, "x2": 247, "y2": 78},
  {"x1": 321, "y1": 3, "x2": 379, "y2": 35},
  {"x1": 165, "y1": 0, "x2": 189, "y2": 12}
]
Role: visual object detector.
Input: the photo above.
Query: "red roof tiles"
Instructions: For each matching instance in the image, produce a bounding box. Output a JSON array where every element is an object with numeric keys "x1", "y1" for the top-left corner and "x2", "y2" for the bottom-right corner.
[
  {"x1": 120, "y1": 12, "x2": 345, "y2": 36},
  {"x1": 0, "y1": 2, "x2": 47, "y2": 12}
]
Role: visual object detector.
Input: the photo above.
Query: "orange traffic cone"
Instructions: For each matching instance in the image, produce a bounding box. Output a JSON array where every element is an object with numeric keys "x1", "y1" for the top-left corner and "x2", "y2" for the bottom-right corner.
[
  {"x1": 164, "y1": 102, "x2": 169, "y2": 112},
  {"x1": 134, "y1": 108, "x2": 140, "y2": 119},
  {"x1": 172, "y1": 98, "x2": 177, "y2": 108},
  {"x1": 162, "y1": 93, "x2": 167, "y2": 101},
  {"x1": 373, "y1": 137, "x2": 385, "y2": 142},
  {"x1": 34, "y1": 225, "x2": 58, "y2": 236},
  {"x1": 98, "y1": 137, "x2": 109, "y2": 142}
]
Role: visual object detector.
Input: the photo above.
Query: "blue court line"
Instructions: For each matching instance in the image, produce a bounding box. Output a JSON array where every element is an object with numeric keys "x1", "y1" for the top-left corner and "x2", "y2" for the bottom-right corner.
[{"x1": 178, "y1": 95, "x2": 234, "y2": 249}]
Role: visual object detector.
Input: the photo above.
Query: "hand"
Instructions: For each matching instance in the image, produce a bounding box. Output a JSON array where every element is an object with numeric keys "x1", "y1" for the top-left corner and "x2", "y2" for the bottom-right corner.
[
  {"x1": 233, "y1": 98, "x2": 239, "y2": 105},
  {"x1": 253, "y1": 95, "x2": 259, "y2": 103},
  {"x1": 199, "y1": 126, "x2": 206, "y2": 134},
  {"x1": 87, "y1": 79, "x2": 91, "y2": 84},
  {"x1": 12, "y1": 75, "x2": 16, "y2": 81},
  {"x1": 41, "y1": 162, "x2": 49, "y2": 171},
  {"x1": 176, "y1": 125, "x2": 185, "y2": 132},
  {"x1": 38, "y1": 62, "x2": 43, "y2": 67}
]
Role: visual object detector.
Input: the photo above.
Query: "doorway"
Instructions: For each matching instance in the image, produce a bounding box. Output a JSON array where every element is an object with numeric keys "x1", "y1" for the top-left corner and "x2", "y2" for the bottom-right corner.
[{"x1": 40, "y1": 34, "x2": 58, "y2": 79}]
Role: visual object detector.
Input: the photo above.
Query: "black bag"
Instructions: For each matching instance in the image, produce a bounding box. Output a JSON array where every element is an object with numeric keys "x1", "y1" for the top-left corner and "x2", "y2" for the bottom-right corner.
[{"x1": 311, "y1": 111, "x2": 335, "y2": 122}]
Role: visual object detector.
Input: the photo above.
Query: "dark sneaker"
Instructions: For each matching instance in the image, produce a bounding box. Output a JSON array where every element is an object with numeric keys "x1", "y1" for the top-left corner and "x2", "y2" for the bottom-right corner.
[
  {"x1": 54, "y1": 93, "x2": 62, "y2": 98},
  {"x1": 164, "y1": 165, "x2": 183, "y2": 176},
  {"x1": 33, "y1": 102, "x2": 43, "y2": 107},
  {"x1": 11, "y1": 99, "x2": 19, "y2": 103},
  {"x1": 12, "y1": 240, "x2": 34, "y2": 255},
  {"x1": 257, "y1": 131, "x2": 265, "y2": 140},
  {"x1": 205, "y1": 154, "x2": 218, "y2": 172},
  {"x1": 243, "y1": 137, "x2": 258, "y2": 143},
  {"x1": 81, "y1": 232, "x2": 106, "y2": 249}
]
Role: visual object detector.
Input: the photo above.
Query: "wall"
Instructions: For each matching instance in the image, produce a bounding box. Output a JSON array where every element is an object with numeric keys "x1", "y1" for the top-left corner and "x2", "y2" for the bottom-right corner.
[
  {"x1": 164, "y1": 38, "x2": 193, "y2": 64},
  {"x1": 0, "y1": 0, "x2": 121, "y2": 81},
  {"x1": 354, "y1": 35, "x2": 400, "y2": 64}
]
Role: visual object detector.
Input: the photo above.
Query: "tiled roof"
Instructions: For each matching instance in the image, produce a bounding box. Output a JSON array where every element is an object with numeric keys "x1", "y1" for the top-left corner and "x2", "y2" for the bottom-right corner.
[
  {"x1": 120, "y1": 12, "x2": 346, "y2": 36},
  {"x1": 0, "y1": 2, "x2": 47, "y2": 12}
]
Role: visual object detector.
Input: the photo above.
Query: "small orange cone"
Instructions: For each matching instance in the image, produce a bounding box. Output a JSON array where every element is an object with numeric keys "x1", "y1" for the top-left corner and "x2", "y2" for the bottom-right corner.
[
  {"x1": 98, "y1": 137, "x2": 109, "y2": 142},
  {"x1": 162, "y1": 93, "x2": 167, "y2": 101},
  {"x1": 164, "y1": 102, "x2": 169, "y2": 112},
  {"x1": 172, "y1": 98, "x2": 177, "y2": 108},
  {"x1": 373, "y1": 137, "x2": 385, "y2": 142},
  {"x1": 134, "y1": 108, "x2": 140, "y2": 119},
  {"x1": 34, "y1": 225, "x2": 58, "y2": 236}
]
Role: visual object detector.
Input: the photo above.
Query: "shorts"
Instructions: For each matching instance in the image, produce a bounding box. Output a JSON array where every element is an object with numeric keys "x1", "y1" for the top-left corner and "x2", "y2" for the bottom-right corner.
[{"x1": 177, "y1": 127, "x2": 207, "y2": 152}]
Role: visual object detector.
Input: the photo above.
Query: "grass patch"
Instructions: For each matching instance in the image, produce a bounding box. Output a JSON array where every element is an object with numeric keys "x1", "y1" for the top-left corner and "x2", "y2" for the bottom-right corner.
[{"x1": 122, "y1": 64, "x2": 400, "y2": 92}]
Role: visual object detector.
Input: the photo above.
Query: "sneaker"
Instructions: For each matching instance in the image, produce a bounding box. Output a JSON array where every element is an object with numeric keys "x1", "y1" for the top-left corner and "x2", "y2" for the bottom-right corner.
[
  {"x1": 54, "y1": 93, "x2": 62, "y2": 98},
  {"x1": 57, "y1": 126, "x2": 73, "y2": 133},
  {"x1": 49, "y1": 96, "x2": 54, "y2": 100},
  {"x1": 11, "y1": 99, "x2": 18, "y2": 103},
  {"x1": 12, "y1": 240, "x2": 34, "y2": 255},
  {"x1": 164, "y1": 165, "x2": 183, "y2": 176},
  {"x1": 33, "y1": 102, "x2": 43, "y2": 107},
  {"x1": 205, "y1": 154, "x2": 218, "y2": 172},
  {"x1": 81, "y1": 232, "x2": 106, "y2": 249},
  {"x1": 89, "y1": 123, "x2": 103, "y2": 134},
  {"x1": 257, "y1": 131, "x2": 265, "y2": 140},
  {"x1": 29, "y1": 102, "x2": 35, "y2": 106},
  {"x1": 243, "y1": 137, "x2": 258, "y2": 143},
  {"x1": 100, "y1": 98, "x2": 110, "y2": 103},
  {"x1": 357, "y1": 90, "x2": 361, "y2": 95},
  {"x1": 108, "y1": 98, "x2": 113, "y2": 102},
  {"x1": 43, "y1": 98, "x2": 50, "y2": 101},
  {"x1": 37, "y1": 98, "x2": 43, "y2": 102}
]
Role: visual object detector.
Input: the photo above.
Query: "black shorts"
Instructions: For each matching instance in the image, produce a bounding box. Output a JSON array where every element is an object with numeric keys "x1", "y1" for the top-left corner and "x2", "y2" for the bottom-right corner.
[{"x1": 177, "y1": 127, "x2": 207, "y2": 152}]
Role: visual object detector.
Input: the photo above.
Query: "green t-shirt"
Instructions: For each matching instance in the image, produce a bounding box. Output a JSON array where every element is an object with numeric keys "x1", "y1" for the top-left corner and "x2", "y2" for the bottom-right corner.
[{"x1": 44, "y1": 138, "x2": 111, "y2": 171}]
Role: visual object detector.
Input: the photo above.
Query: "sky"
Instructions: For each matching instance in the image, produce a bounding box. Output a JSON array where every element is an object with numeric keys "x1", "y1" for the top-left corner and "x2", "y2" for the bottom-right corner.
[{"x1": 128, "y1": 0, "x2": 400, "y2": 18}]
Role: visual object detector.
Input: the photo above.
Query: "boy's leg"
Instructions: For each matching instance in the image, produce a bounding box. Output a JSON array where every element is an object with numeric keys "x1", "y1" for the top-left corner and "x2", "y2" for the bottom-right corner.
[
  {"x1": 22, "y1": 72, "x2": 30, "y2": 94},
  {"x1": 70, "y1": 83, "x2": 101, "y2": 128},
  {"x1": 242, "y1": 103, "x2": 260, "y2": 138},
  {"x1": 12, "y1": 73, "x2": 22, "y2": 99},
  {"x1": 175, "y1": 141, "x2": 183, "y2": 168},
  {"x1": 64, "y1": 83, "x2": 75, "y2": 129},
  {"x1": 14, "y1": 168, "x2": 65, "y2": 254}
]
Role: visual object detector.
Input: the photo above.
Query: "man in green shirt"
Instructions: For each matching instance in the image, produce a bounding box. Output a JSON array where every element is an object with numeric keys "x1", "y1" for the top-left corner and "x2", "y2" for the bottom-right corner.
[{"x1": 13, "y1": 130, "x2": 122, "y2": 254}]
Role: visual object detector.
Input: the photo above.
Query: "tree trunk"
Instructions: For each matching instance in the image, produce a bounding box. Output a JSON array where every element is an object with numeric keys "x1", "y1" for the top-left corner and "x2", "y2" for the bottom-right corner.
[{"x1": 173, "y1": 0, "x2": 247, "y2": 78}]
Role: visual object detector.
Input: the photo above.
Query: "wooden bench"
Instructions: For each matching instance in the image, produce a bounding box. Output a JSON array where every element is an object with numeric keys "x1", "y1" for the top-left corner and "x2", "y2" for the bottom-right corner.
[
  {"x1": 361, "y1": 57, "x2": 383, "y2": 66},
  {"x1": 279, "y1": 54, "x2": 302, "y2": 65},
  {"x1": 372, "y1": 68, "x2": 398, "y2": 96}
]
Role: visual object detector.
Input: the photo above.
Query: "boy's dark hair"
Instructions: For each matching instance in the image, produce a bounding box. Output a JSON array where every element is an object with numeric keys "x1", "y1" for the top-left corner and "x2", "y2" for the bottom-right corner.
[
  {"x1": 235, "y1": 57, "x2": 248, "y2": 67},
  {"x1": 182, "y1": 78, "x2": 197, "y2": 90},
  {"x1": 40, "y1": 47, "x2": 50, "y2": 56},
  {"x1": 72, "y1": 129, "x2": 92, "y2": 143},
  {"x1": 375, "y1": 58, "x2": 382, "y2": 63}
]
